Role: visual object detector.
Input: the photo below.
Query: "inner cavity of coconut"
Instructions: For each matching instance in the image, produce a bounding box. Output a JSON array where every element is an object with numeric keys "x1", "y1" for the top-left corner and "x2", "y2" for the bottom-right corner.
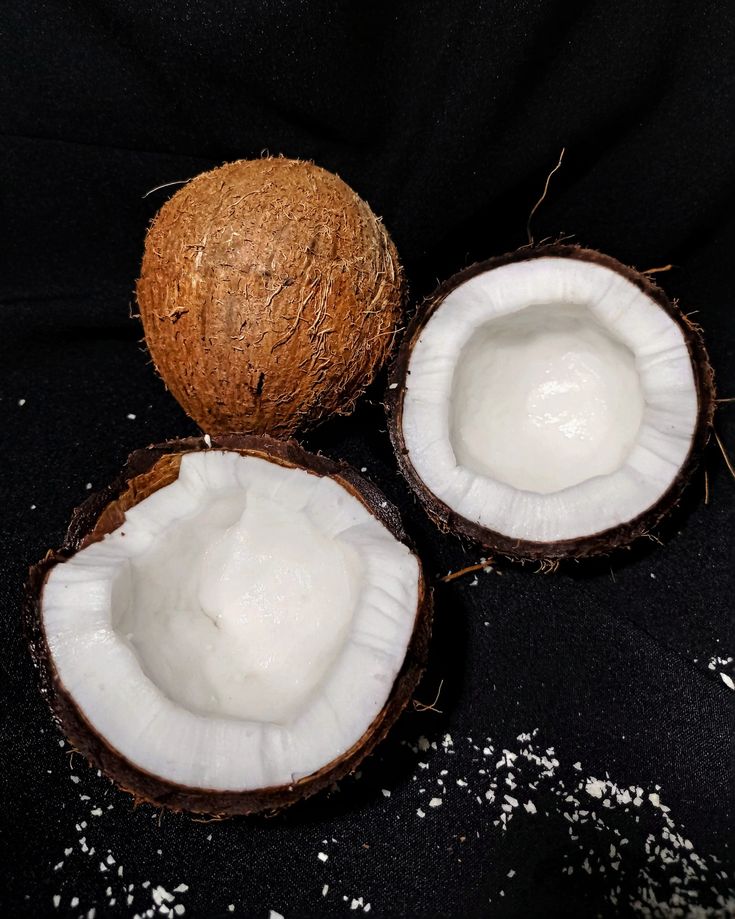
[
  {"x1": 111, "y1": 491, "x2": 362, "y2": 723},
  {"x1": 450, "y1": 302, "x2": 645, "y2": 494},
  {"x1": 42, "y1": 451, "x2": 420, "y2": 790},
  {"x1": 400, "y1": 256, "x2": 698, "y2": 543}
]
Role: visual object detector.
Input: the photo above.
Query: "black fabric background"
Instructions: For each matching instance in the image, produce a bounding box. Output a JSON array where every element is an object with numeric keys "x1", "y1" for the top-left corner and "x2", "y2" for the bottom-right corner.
[{"x1": 1, "y1": 2, "x2": 734, "y2": 917}]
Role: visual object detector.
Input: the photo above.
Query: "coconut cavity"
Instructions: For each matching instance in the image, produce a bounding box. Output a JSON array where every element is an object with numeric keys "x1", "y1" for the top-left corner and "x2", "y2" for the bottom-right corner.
[
  {"x1": 40, "y1": 448, "x2": 422, "y2": 795},
  {"x1": 111, "y1": 490, "x2": 362, "y2": 723},
  {"x1": 393, "y1": 249, "x2": 710, "y2": 555},
  {"x1": 450, "y1": 302, "x2": 645, "y2": 494}
]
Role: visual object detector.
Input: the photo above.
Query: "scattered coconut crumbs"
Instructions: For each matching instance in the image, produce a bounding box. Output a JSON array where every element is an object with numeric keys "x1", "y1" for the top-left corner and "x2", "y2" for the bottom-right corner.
[{"x1": 41, "y1": 716, "x2": 732, "y2": 917}]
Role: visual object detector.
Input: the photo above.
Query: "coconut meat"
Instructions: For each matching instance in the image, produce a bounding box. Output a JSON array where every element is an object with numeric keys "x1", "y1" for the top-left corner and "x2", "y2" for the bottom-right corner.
[
  {"x1": 112, "y1": 491, "x2": 362, "y2": 724},
  {"x1": 401, "y1": 257, "x2": 698, "y2": 542},
  {"x1": 42, "y1": 451, "x2": 420, "y2": 791},
  {"x1": 451, "y1": 302, "x2": 645, "y2": 494}
]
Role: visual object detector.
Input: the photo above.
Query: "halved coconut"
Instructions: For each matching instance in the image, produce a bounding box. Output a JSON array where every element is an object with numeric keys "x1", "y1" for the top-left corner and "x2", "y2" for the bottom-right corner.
[
  {"x1": 26, "y1": 436, "x2": 431, "y2": 815},
  {"x1": 388, "y1": 245, "x2": 715, "y2": 560}
]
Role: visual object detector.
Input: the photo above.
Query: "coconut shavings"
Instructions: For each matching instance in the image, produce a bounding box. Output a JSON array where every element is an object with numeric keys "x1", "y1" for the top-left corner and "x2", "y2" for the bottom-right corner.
[
  {"x1": 396, "y1": 726, "x2": 731, "y2": 915},
  {"x1": 47, "y1": 771, "x2": 192, "y2": 919},
  {"x1": 40, "y1": 712, "x2": 732, "y2": 917}
]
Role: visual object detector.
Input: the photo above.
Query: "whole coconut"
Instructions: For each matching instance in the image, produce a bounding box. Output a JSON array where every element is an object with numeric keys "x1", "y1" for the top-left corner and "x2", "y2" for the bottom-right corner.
[{"x1": 137, "y1": 158, "x2": 404, "y2": 436}]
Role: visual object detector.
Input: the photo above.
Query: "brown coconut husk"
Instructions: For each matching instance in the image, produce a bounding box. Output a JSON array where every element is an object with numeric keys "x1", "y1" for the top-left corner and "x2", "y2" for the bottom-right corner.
[{"x1": 137, "y1": 158, "x2": 405, "y2": 438}]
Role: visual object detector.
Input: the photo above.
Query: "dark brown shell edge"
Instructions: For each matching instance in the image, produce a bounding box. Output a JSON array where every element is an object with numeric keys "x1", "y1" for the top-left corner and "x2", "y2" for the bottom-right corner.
[
  {"x1": 386, "y1": 243, "x2": 716, "y2": 562},
  {"x1": 24, "y1": 435, "x2": 433, "y2": 816}
]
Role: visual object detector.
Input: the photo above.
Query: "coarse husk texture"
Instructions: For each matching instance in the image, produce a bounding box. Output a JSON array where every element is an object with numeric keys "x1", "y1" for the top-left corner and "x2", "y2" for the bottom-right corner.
[
  {"x1": 387, "y1": 243, "x2": 716, "y2": 562},
  {"x1": 137, "y1": 158, "x2": 404, "y2": 437},
  {"x1": 25, "y1": 436, "x2": 432, "y2": 816}
]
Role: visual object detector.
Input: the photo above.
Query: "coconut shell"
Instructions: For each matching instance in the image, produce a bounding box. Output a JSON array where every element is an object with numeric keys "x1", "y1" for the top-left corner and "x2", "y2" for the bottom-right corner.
[
  {"x1": 25, "y1": 436, "x2": 432, "y2": 816},
  {"x1": 137, "y1": 158, "x2": 404, "y2": 437},
  {"x1": 387, "y1": 243, "x2": 716, "y2": 562}
]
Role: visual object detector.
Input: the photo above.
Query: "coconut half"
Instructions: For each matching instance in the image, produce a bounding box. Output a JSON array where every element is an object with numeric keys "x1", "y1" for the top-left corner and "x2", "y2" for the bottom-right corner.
[
  {"x1": 26, "y1": 437, "x2": 431, "y2": 815},
  {"x1": 388, "y1": 245, "x2": 714, "y2": 560}
]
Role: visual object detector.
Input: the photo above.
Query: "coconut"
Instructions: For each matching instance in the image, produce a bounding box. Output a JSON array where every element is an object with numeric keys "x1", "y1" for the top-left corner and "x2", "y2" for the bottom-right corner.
[
  {"x1": 26, "y1": 436, "x2": 431, "y2": 815},
  {"x1": 137, "y1": 158, "x2": 404, "y2": 437},
  {"x1": 388, "y1": 244, "x2": 715, "y2": 561}
]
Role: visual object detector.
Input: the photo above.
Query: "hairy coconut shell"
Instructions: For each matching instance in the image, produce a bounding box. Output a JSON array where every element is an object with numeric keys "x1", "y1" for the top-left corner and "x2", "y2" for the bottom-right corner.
[
  {"x1": 387, "y1": 243, "x2": 716, "y2": 562},
  {"x1": 25, "y1": 436, "x2": 432, "y2": 816},
  {"x1": 137, "y1": 159, "x2": 404, "y2": 437}
]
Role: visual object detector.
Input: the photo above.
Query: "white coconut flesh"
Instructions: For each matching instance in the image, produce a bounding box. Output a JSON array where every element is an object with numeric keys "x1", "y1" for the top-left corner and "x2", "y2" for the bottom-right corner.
[
  {"x1": 401, "y1": 257, "x2": 699, "y2": 543},
  {"x1": 42, "y1": 451, "x2": 420, "y2": 791}
]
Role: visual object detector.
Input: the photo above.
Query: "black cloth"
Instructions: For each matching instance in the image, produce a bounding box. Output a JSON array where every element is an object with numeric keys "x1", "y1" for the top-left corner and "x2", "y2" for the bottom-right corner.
[{"x1": 1, "y1": 2, "x2": 733, "y2": 917}]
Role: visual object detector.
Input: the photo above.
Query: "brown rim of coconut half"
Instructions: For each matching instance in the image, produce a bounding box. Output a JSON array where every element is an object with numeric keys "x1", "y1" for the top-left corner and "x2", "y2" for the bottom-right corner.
[
  {"x1": 387, "y1": 244, "x2": 715, "y2": 561},
  {"x1": 26, "y1": 435, "x2": 432, "y2": 816}
]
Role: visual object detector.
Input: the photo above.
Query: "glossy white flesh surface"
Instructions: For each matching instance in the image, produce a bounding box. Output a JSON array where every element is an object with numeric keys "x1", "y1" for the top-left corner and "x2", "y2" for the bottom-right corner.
[{"x1": 43, "y1": 451, "x2": 420, "y2": 790}]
